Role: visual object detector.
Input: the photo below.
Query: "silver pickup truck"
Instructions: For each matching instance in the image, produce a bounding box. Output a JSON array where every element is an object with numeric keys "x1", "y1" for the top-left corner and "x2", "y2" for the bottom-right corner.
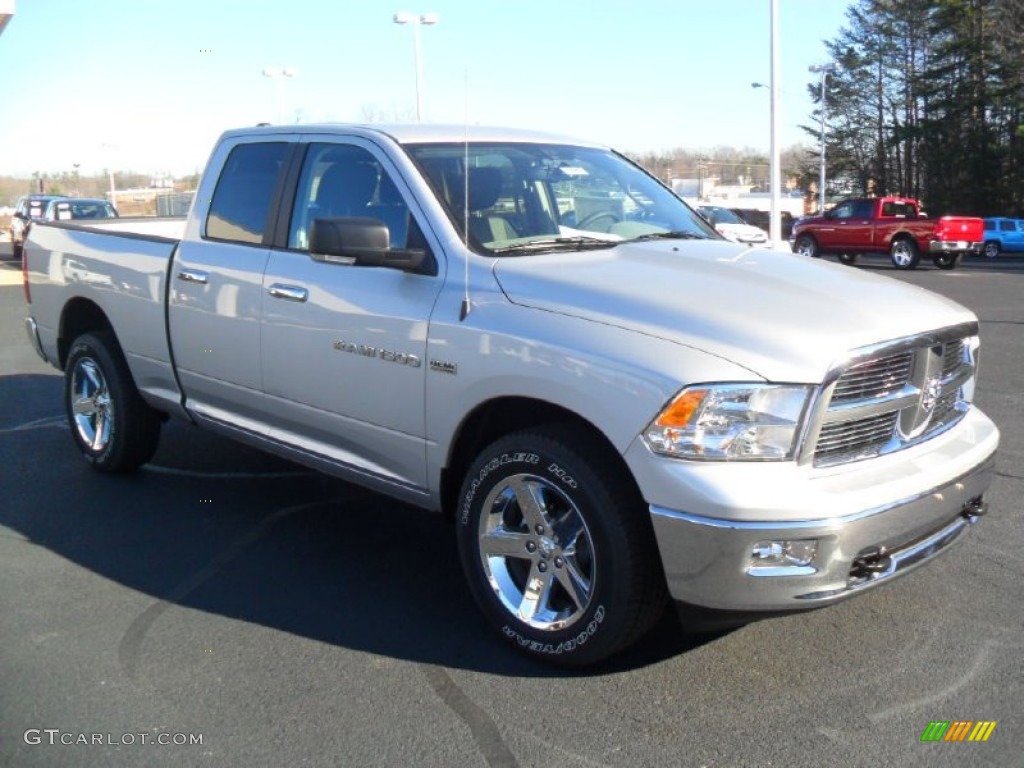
[{"x1": 23, "y1": 124, "x2": 1000, "y2": 666}]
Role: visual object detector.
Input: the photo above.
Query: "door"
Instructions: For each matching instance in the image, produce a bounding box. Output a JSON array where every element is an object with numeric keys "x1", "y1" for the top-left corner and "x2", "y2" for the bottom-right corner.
[
  {"x1": 169, "y1": 139, "x2": 291, "y2": 429},
  {"x1": 820, "y1": 198, "x2": 875, "y2": 251},
  {"x1": 259, "y1": 139, "x2": 443, "y2": 490},
  {"x1": 1003, "y1": 219, "x2": 1024, "y2": 253}
]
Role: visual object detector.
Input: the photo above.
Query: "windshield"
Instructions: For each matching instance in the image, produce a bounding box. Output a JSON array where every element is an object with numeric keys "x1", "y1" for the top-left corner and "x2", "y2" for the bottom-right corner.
[
  {"x1": 407, "y1": 142, "x2": 715, "y2": 254},
  {"x1": 698, "y1": 206, "x2": 746, "y2": 226}
]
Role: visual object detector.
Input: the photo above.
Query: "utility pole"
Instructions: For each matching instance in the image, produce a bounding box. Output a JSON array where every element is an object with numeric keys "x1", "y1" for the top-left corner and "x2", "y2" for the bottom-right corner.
[
  {"x1": 809, "y1": 63, "x2": 836, "y2": 214},
  {"x1": 768, "y1": 0, "x2": 781, "y2": 245}
]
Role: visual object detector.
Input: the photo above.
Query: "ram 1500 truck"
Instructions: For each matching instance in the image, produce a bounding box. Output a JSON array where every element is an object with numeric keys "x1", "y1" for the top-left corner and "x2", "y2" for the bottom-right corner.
[
  {"x1": 791, "y1": 196, "x2": 983, "y2": 270},
  {"x1": 23, "y1": 125, "x2": 1000, "y2": 666}
]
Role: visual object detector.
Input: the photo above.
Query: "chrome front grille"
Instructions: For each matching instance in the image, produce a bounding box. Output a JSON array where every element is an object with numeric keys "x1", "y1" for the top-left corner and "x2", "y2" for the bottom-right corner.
[
  {"x1": 943, "y1": 339, "x2": 965, "y2": 376},
  {"x1": 831, "y1": 351, "x2": 913, "y2": 403},
  {"x1": 809, "y1": 326, "x2": 976, "y2": 467},
  {"x1": 815, "y1": 412, "x2": 899, "y2": 462}
]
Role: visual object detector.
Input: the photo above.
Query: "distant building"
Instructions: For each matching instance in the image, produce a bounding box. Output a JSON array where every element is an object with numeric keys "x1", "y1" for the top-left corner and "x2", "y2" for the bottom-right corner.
[{"x1": 108, "y1": 188, "x2": 195, "y2": 217}]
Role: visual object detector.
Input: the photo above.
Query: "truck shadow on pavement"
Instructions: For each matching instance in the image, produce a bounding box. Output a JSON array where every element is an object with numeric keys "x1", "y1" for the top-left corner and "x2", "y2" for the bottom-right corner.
[{"x1": 1, "y1": 373, "x2": 720, "y2": 679}]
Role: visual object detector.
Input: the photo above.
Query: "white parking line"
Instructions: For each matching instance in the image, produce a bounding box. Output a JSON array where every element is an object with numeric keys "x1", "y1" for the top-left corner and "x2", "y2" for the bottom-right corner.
[{"x1": 0, "y1": 415, "x2": 67, "y2": 434}]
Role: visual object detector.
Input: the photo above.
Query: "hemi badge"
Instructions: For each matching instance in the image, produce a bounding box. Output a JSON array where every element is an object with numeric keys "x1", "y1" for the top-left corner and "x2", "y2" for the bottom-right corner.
[{"x1": 430, "y1": 360, "x2": 458, "y2": 375}]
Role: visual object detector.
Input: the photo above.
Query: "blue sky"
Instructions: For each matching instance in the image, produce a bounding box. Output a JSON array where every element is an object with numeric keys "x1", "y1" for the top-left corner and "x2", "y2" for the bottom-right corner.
[{"x1": 0, "y1": 0, "x2": 850, "y2": 176}]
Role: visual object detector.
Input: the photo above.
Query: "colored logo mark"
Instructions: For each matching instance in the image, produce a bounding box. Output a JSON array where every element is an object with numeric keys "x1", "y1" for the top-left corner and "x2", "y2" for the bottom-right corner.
[{"x1": 921, "y1": 721, "x2": 997, "y2": 742}]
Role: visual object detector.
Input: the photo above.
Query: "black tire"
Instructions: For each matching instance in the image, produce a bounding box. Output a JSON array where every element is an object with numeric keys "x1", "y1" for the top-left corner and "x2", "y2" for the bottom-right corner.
[
  {"x1": 933, "y1": 253, "x2": 960, "y2": 270},
  {"x1": 10, "y1": 241, "x2": 23, "y2": 262},
  {"x1": 65, "y1": 331, "x2": 161, "y2": 472},
  {"x1": 794, "y1": 234, "x2": 820, "y2": 258},
  {"x1": 837, "y1": 253, "x2": 858, "y2": 266},
  {"x1": 890, "y1": 237, "x2": 920, "y2": 269},
  {"x1": 456, "y1": 425, "x2": 667, "y2": 666},
  {"x1": 982, "y1": 241, "x2": 1000, "y2": 259}
]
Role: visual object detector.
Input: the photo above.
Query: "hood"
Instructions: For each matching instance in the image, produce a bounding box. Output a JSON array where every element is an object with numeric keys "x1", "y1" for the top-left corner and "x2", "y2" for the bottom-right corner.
[{"x1": 492, "y1": 240, "x2": 976, "y2": 382}]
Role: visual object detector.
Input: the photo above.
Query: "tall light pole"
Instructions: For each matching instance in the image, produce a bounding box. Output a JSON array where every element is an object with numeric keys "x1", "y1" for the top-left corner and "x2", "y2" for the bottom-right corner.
[
  {"x1": 768, "y1": 0, "x2": 781, "y2": 246},
  {"x1": 262, "y1": 67, "x2": 297, "y2": 124},
  {"x1": 809, "y1": 63, "x2": 835, "y2": 214},
  {"x1": 393, "y1": 11, "x2": 438, "y2": 122}
]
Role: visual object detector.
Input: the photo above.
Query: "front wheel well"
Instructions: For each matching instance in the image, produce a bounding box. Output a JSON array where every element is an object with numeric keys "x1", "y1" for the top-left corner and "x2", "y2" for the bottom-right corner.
[
  {"x1": 58, "y1": 298, "x2": 115, "y2": 369},
  {"x1": 440, "y1": 397, "x2": 634, "y2": 519}
]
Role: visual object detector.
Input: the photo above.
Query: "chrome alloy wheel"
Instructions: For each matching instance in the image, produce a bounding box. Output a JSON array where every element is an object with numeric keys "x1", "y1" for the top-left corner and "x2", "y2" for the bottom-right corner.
[
  {"x1": 477, "y1": 473, "x2": 595, "y2": 631},
  {"x1": 891, "y1": 239, "x2": 916, "y2": 267},
  {"x1": 70, "y1": 357, "x2": 113, "y2": 452}
]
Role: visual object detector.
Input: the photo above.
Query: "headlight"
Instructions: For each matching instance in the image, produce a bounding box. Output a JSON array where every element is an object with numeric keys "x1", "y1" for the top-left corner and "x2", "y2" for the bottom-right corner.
[{"x1": 644, "y1": 384, "x2": 812, "y2": 461}]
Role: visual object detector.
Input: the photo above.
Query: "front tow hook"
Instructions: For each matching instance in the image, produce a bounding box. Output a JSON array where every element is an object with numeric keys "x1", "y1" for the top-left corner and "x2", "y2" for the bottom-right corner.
[
  {"x1": 961, "y1": 496, "x2": 988, "y2": 525},
  {"x1": 850, "y1": 546, "x2": 892, "y2": 581}
]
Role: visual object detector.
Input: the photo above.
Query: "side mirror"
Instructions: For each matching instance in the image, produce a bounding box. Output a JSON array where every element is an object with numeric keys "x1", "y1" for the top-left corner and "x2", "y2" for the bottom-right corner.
[{"x1": 309, "y1": 216, "x2": 427, "y2": 272}]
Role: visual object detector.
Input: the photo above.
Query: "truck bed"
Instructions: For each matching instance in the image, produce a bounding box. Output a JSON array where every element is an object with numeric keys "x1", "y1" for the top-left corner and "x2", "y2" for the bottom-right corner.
[{"x1": 25, "y1": 220, "x2": 185, "y2": 414}]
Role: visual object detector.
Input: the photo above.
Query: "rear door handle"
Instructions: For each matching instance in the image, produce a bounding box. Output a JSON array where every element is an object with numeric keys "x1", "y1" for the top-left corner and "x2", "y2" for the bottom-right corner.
[
  {"x1": 177, "y1": 268, "x2": 208, "y2": 284},
  {"x1": 268, "y1": 284, "x2": 309, "y2": 303}
]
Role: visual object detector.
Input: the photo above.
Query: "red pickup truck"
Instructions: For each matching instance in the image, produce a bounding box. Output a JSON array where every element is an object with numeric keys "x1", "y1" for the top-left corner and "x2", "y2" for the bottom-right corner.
[{"x1": 791, "y1": 197, "x2": 983, "y2": 270}]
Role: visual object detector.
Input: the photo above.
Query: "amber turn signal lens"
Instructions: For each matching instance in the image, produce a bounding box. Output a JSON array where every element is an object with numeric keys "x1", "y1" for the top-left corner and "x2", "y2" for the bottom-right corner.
[{"x1": 655, "y1": 389, "x2": 707, "y2": 428}]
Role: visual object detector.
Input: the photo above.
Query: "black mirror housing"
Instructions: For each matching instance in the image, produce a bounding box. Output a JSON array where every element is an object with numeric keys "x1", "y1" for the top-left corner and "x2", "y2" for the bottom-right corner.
[{"x1": 310, "y1": 216, "x2": 427, "y2": 272}]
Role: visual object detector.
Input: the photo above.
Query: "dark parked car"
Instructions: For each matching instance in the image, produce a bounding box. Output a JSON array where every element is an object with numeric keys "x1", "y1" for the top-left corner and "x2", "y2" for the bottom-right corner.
[
  {"x1": 8, "y1": 194, "x2": 69, "y2": 260},
  {"x1": 730, "y1": 208, "x2": 795, "y2": 240}
]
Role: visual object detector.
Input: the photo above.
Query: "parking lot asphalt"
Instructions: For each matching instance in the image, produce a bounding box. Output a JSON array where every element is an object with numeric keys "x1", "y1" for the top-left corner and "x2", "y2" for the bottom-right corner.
[{"x1": 1, "y1": 253, "x2": 1021, "y2": 767}]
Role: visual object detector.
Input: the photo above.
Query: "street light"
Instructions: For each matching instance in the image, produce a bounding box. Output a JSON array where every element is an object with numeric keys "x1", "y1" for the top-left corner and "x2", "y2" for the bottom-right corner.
[
  {"x1": 393, "y1": 11, "x2": 438, "y2": 122},
  {"x1": 809, "y1": 63, "x2": 836, "y2": 214},
  {"x1": 768, "y1": 0, "x2": 782, "y2": 246},
  {"x1": 262, "y1": 67, "x2": 297, "y2": 124}
]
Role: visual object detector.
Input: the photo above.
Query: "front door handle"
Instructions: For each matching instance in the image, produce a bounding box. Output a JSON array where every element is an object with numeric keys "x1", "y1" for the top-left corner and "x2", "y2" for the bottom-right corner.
[
  {"x1": 177, "y1": 268, "x2": 209, "y2": 284},
  {"x1": 268, "y1": 284, "x2": 309, "y2": 303}
]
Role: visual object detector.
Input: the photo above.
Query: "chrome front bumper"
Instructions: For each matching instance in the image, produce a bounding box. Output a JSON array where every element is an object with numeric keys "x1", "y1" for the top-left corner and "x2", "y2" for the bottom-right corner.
[{"x1": 650, "y1": 450, "x2": 996, "y2": 612}]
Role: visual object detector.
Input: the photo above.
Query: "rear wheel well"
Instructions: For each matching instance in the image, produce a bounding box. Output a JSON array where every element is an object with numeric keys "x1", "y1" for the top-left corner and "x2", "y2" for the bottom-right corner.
[
  {"x1": 440, "y1": 397, "x2": 635, "y2": 519},
  {"x1": 58, "y1": 299, "x2": 115, "y2": 368}
]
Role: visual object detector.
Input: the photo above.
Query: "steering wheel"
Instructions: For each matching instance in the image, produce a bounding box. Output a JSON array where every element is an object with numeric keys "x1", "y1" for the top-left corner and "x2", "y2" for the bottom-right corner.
[{"x1": 576, "y1": 210, "x2": 622, "y2": 231}]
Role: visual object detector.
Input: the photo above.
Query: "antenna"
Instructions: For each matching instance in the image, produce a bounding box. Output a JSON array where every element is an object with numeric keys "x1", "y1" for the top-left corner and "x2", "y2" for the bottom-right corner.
[{"x1": 459, "y1": 69, "x2": 472, "y2": 321}]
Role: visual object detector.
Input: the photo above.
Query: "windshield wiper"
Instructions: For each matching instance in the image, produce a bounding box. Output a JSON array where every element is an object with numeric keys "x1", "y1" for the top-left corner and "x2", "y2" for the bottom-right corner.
[
  {"x1": 627, "y1": 231, "x2": 709, "y2": 242},
  {"x1": 491, "y1": 236, "x2": 619, "y2": 255}
]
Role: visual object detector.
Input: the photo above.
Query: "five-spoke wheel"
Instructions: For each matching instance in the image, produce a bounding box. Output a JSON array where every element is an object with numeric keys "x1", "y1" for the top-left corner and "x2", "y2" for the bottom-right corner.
[
  {"x1": 70, "y1": 357, "x2": 114, "y2": 453},
  {"x1": 457, "y1": 426, "x2": 666, "y2": 666},
  {"x1": 794, "y1": 234, "x2": 819, "y2": 258},
  {"x1": 890, "y1": 237, "x2": 920, "y2": 269},
  {"x1": 64, "y1": 332, "x2": 161, "y2": 472},
  {"x1": 477, "y1": 473, "x2": 595, "y2": 632}
]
